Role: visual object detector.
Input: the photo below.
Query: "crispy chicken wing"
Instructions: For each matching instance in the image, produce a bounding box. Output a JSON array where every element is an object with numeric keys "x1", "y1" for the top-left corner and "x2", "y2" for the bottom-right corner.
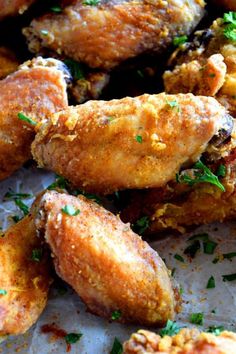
[
  {"x1": 32, "y1": 93, "x2": 232, "y2": 194},
  {"x1": 0, "y1": 47, "x2": 19, "y2": 79},
  {"x1": 0, "y1": 56, "x2": 68, "y2": 181},
  {"x1": 35, "y1": 190, "x2": 177, "y2": 326},
  {"x1": 163, "y1": 17, "x2": 236, "y2": 117},
  {"x1": 23, "y1": 0, "x2": 205, "y2": 70},
  {"x1": 0, "y1": 214, "x2": 52, "y2": 337},
  {"x1": 123, "y1": 328, "x2": 236, "y2": 353},
  {"x1": 0, "y1": 0, "x2": 36, "y2": 20}
]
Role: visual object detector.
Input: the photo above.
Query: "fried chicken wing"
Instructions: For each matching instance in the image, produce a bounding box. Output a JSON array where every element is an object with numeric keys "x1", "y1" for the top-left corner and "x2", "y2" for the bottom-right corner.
[
  {"x1": 23, "y1": 0, "x2": 205, "y2": 70},
  {"x1": 0, "y1": 56, "x2": 68, "y2": 181},
  {"x1": 163, "y1": 17, "x2": 236, "y2": 117},
  {"x1": 35, "y1": 190, "x2": 177, "y2": 326},
  {"x1": 0, "y1": 0, "x2": 36, "y2": 20},
  {"x1": 32, "y1": 93, "x2": 232, "y2": 194},
  {"x1": 0, "y1": 215, "x2": 52, "y2": 336},
  {"x1": 0, "y1": 47, "x2": 19, "y2": 79},
  {"x1": 123, "y1": 328, "x2": 236, "y2": 353}
]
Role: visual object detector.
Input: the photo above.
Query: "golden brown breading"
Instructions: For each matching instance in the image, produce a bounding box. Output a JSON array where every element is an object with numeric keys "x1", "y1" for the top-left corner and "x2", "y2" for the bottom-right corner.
[
  {"x1": 121, "y1": 133, "x2": 236, "y2": 234},
  {"x1": 0, "y1": 0, "x2": 35, "y2": 20},
  {"x1": 23, "y1": 0, "x2": 205, "y2": 70},
  {"x1": 163, "y1": 18, "x2": 236, "y2": 117},
  {"x1": 0, "y1": 215, "x2": 52, "y2": 336},
  {"x1": 35, "y1": 190, "x2": 177, "y2": 326},
  {"x1": 32, "y1": 93, "x2": 232, "y2": 194},
  {"x1": 0, "y1": 47, "x2": 19, "y2": 79},
  {"x1": 0, "y1": 56, "x2": 68, "y2": 181},
  {"x1": 123, "y1": 328, "x2": 236, "y2": 353}
]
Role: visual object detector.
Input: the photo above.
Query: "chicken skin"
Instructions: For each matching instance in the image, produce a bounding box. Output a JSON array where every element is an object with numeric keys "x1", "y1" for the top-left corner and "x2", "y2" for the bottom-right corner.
[
  {"x1": 0, "y1": 0, "x2": 36, "y2": 20},
  {"x1": 163, "y1": 16, "x2": 236, "y2": 117},
  {"x1": 23, "y1": 0, "x2": 205, "y2": 70},
  {"x1": 35, "y1": 190, "x2": 177, "y2": 326},
  {"x1": 0, "y1": 47, "x2": 19, "y2": 80},
  {"x1": 121, "y1": 126, "x2": 236, "y2": 234},
  {"x1": 123, "y1": 328, "x2": 236, "y2": 354},
  {"x1": 32, "y1": 93, "x2": 232, "y2": 194},
  {"x1": 0, "y1": 214, "x2": 52, "y2": 337},
  {"x1": 0, "y1": 56, "x2": 68, "y2": 181}
]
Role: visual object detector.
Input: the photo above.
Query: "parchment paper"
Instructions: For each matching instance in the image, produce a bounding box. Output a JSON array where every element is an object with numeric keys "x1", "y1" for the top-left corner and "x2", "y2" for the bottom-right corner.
[{"x1": 0, "y1": 165, "x2": 235, "y2": 354}]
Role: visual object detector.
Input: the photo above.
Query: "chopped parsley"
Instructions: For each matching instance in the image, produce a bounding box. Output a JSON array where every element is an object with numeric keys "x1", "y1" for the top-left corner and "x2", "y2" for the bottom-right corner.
[
  {"x1": 41, "y1": 29, "x2": 49, "y2": 36},
  {"x1": 190, "y1": 312, "x2": 204, "y2": 325},
  {"x1": 47, "y1": 175, "x2": 69, "y2": 191},
  {"x1": 188, "y1": 233, "x2": 209, "y2": 242},
  {"x1": 184, "y1": 240, "x2": 200, "y2": 258},
  {"x1": 11, "y1": 215, "x2": 22, "y2": 223},
  {"x1": 137, "y1": 70, "x2": 145, "y2": 78},
  {"x1": 206, "y1": 276, "x2": 215, "y2": 289},
  {"x1": 111, "y1": 310, "x2": 122, "y2": 320},
  {"x1": 83, "y1": 0, "x2": 100, "y2": 5},
  {"x1": 166, "y1": 99, "x2": 179, "y2": 110},
  {"x1": 203, "y1": 240, "x2": 217, "y2": 255},
  {"x1": 110, "y1": 337, "x2": 123, "y2": 354},
  {"x1": 208, "y1": 73, "x2": 216, "y2": 78},
  {"x1": 50, "y1": 5, "x2": 62, "y2": 13},
  {"x1": 133, "y1": 216, "x2": 150, "y2": 235},
  {"x1": 61, "y1": 205, "x2": 80, "y2": 216},
  {"x1": 223, "y1": 252, "x2": 236, "y2": 260},
  {"x1": 14, "y1": 199, "x2": 29, "y2": 216},
  {"x1": 173, "y1": 35, "x2": 188, "y2": 47},
  {"x1": 64, "y1": 59, "x2": 84, "y2": 80},
  {"x1": 159, "y1": 320, "x2": 181, "y2": 337},
  {"x1": 176, "y1": 160, "x2": 225, "y2": 192},
  {"x1": 216, "y1": 164, "x2": 226, "y2": 178},
  {"x1": 222, "y1": 273, "x2": 236, "y2": 282},
  {"x1": 65, "y1": 332, "x2": 83, "y2": 344},
  {"x1": 207, "y1": 325, "x2": 224, "y2": 335},
  {"x1": 223, "y1": 12, "x2": 236, "y2": 41},
  {"x1": 4, "y1": 189, "x2": 32, "y2": 200},
  {"x1": 18, "y1": 112, "x2": 36, "y2": 126},
  {"x1": 32, "y1": 248, "x2": 43, "y2": 262},
  {"x1": 174, "y1": 254, "x2": 185, "y2": 263},
  {"x1": 135, "y1": 135, "x2": 143, "y2": 143},
  {"x1": 0, "y1": 289, "x2": 7, "y2": 295}
]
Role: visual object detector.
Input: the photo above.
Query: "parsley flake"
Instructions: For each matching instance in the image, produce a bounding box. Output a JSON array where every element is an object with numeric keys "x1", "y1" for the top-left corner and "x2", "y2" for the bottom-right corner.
[
  {"x1": 83, "y1": 0, "x2": 100, "y2": 5},
  {"x1": 206, "y1": 276, "x2": 215, "y2": 289},
  {"x1": 65, "y1": 332, "x2": 83, "y2": 344},
  {"x1": 223, "y1": 12, "x2": 236, "y2": 41},
  {"x1": 173, "y1": 35, "x2": 188, "y2": 47},
  {"x1": 159, "y1": 320, "x2": 181, "y2": 337},
  {"x1": 223, "y1": 252, "x2": 236, "y2": 260},
  {"x1": 4, "y1": 189, "x2": 32, "y2": 200},
  {"x1": 174, "y1": 254, "x2": 185, "y2": 263},
  {"x1": 32, "y1": 248, "x2": 43, "y2": 262},
  {"x1": 203, "y1": 240, "x2": 217, "y2": 255},
  {"x1": 184, "y1": 240, "x2": 200, "y2": 258},
  {"x1": 11, "y1": 215, "x2": 22, "y2": 223},
  {"x1": 40, "y1": 29, "x2": 49, "y2": 36},
  {"x1": 176, "y1": 160, "x2": 225, "y2": 191},
  {"x1": 110, "y1": 337, "x2": 123, "y2": 354},
  {"x1": 18, "y1": 112, "x2": 36, "y2": 126},
  {"x1": 14, "y1": 199, "x2": 29, "y2": 216},
  {"x1": 216, "y1": 164, "x2": 226, "y2": 178},
  {"x1": 136, "y1": 135, "x2": 143, "y2": 143},
  {"x1": 0, "y1": 289, "x2": 7, "y2": 295},
  {"x1": 64, "y1": 59, "x2": 84, "y2": 80},
  {"x1": 61, "y1": 205, "x2": 81, "y2": 216},
  {"x1": 222, "y1": 273, "x2": 236, "y2": 282},
  {"x1": 207, "y1": 325, "x2": 224, "y2": 335},
  {"x1": 111, "y1": 310, "x2": 122, "y2": 320},
  {"x1": 47, "y1": 175, "x2": 69, "y2": 191},
  {"x1": 50, "y1": 5, "x2": 62, "y2": 13},
  {"x1": 166, "y1": 99, "x2": 179, "y2": 110},
  {"x1": 190, "y1": 312, "x2": 204, "y2": 325},
  {"x1": 133, "y1": 216, "x2": 150, "y2": 235}
]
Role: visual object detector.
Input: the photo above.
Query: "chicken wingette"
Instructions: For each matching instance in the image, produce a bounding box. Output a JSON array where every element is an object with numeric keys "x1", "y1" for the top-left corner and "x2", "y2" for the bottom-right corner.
[
  {"x1": 32, "y1": 93, "x2": 233, "y2": 194},
  {"x1": 123, "y1": 328, "x2": 236, "y2": 354},
  {"x1": 0, "y1": 214, "x2": 52, "y2": 337},
  {"x1": 35, "y1": 190, "x2": 177, "y2": 326},
  {"x1": 121, "y1": 125, "x2": 236, "y2": 234},
  {"x1": 23, "y1": 0, "x2": 205, "y2": 70},
  {"x1": 0, "y1": 56, "x2": 68, "y2": 181},
  {"x1": 0, "y1": 0, "x2": 36, "y2": 20},
  {"x1": 163, "y1": 14, "x2": 236, "y2": 117}
]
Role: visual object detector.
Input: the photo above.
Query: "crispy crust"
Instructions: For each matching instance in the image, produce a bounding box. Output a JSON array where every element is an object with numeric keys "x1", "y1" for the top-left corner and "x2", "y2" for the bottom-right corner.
[
  {"x1": 0, "y1": 0, "x2": 36, "y2": 20},
  {"x1": 35, "y1": 190, "x2": 176, "y2": 326},
  {"x1": 0, "y1": 47, "x2": 19, "y2": 79}
]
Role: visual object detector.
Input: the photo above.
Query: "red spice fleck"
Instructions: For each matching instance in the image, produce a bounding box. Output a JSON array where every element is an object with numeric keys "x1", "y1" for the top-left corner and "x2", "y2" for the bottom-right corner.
[{"x1": 41, "y1": 323, "x2": 71, "y2": 352}]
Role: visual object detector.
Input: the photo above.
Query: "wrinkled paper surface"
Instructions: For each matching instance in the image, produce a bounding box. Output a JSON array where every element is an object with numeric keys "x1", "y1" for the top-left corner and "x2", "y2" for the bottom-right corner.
[{"x1": 0, "y1": 166, "x2": 235, "y2": 354}]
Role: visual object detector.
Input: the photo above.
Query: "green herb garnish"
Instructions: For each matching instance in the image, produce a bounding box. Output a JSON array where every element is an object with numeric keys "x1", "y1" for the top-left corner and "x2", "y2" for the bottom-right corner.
[
  {"x1": 0, "y1": 289, "x2": 7, "y2": 295},
  {"x1": 50, "y1": 5, "x2": 62, "y2": 13},
  {"x1": 159, "y1": 320, "x2": 181, "y2": 337},
  {"x1": 206, "y1": 276, "x2": 215, "y2": 289},
  {"x1": 41, "y1": 29, "x2": 49, "y2": 36},
  {"x1": 223, "y1": 252, "x2": 236, "y2": 260},
  {"x1": 133, "y1": 216, "x2": 150, "y2": 235},
  {"x1": 176, "y1": 160, "x2": 225, "y2": 191},
  {"x1": 136, "y1": 135, "x2": 143, "y2": 143},
  {"x1": 14, "y1": 199, "x2": 29, "y2": 216},
  {"x1": 184, "y1": 240, "x2": 200, "y2": 258},
  {"x1": 110, "y1": 337, "x2": 123, "y2": 354},
  {"x1": 64, "y1": 59, "x2": 84, "y2": 80},
  {"x1": 32, "y1": 248, "x2": 43, "y2": 262},
  {"x1": 61, "y1": 205, "x2": 81, "y2": 216},
  {"x1": 173, "y1": 35, "x2": 188, "y2": 47},
  {"x1": 190, "y1": 312, "x2": 204, "y2": 325},
  {"x1": 174, "y1": 254, "x2": 185, "y2": 263},
  {"x1": 207, "y1": 325, "x2": 224, "y2": 335},
  {"x1": 203, "y1": 240, "x2": 217, "y2": 255},
  {"x1": 18, "y1": 112, "x2": 36, "y2": 126},
  {"x1": 11, "y1": 215, "x2": 22, "y2": 223},
  {"x1": 47, "y1": 175, "x2": 69, "y2": 191},
  {"x1": 111, "y1": 310, "x2": 122, "y2": 320},
  {"x1": 222, "y1": 273, "x2": 236, "y2": 282},
  {"x1": 166, "y1": 99, "x2": 179, "y2": 109},
  {"x1": 223, "y1": 12, "x2": 236, "y2": 41},
  {"x1": 4, "y1": 189, "x2": 32, "y2": 200},
  {"x1": 188, "y1": 233, "x2": 209, "y2": 242},
  {"x1": 216, "y1": 164, "x2": 226, "y2": 177},
  {"x1": 65, "y1": 332, "x2": 83, "y2": 344},
  {"x1": 83, "y1": 0, "x2": 100, "y2": 5}
]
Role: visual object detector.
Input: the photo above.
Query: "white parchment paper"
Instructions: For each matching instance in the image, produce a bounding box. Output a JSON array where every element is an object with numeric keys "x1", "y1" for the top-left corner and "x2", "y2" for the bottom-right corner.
[{"x1": 0, "y1": 165, "x2": 235, "y2": 354}]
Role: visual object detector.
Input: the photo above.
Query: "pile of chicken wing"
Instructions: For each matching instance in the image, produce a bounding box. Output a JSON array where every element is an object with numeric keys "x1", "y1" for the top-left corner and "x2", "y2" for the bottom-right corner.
[{"x1": 0, "y1": 0, "x2": 236, "y2": 352}]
